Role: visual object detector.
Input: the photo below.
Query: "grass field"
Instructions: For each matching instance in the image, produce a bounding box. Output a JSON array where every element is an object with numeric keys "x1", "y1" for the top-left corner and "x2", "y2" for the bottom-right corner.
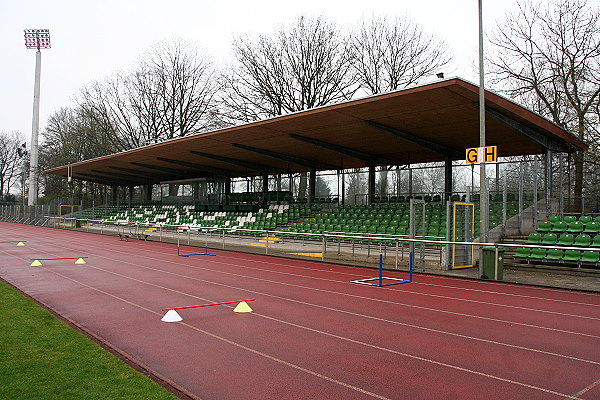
[{"x1": 0, "y1": 281, "x2": 180, "y2": 400}]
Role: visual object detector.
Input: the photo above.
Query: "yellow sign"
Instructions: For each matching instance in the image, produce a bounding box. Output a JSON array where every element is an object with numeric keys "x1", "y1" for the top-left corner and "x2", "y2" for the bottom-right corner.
[{"x1": 465, "y1": 146, "x2": 497, "y2": 164}]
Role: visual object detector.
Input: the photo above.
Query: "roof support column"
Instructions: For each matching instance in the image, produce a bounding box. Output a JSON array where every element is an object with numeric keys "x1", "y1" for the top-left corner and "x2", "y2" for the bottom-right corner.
[
  {"x1": 546, "y1": 149, "x2": 553, "y2": 217},
  {"x1": 558, "y1": 153, "x2": 564, "y2": 217},
  {"x1": 408, "y1": 166, "x2": 413, "y2": 198},
  {"x1": 496, "y1": 162, "x2": 500, "y2": 198},
  {"x1": 128, "y1": 186, "x2": 134, "y2": 208},
  {"x1": 341, "y1": 170, "x2": 345, "y2": 205},
  {"x1": 309, "y1": 168, "x2": 316, "y2": 205},
  {"x1": 262, "y1": 174, "x2": 268, "y2": 195},
  {"x1": 368, "y1": 164, "x2": 375, "y2": 205},
  {"x1": 225, "y1": 177, "x2": 231, "y2": 204},
  {"x1": 444, "y1": 157, "x2": 453, "y2": 203},
  {"x1": 144, "y1": 184, "x2": 152, "y2": 202},
  {"x1": 111, "y1": 185, "x2": 118, "y2": 206}
]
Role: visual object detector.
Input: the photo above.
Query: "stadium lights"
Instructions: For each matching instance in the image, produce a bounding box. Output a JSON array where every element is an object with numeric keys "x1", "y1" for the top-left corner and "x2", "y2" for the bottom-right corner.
[
  {"x1": 24, "y1": 28, "x2": 50, "y2": 205},
  {"x1": 24, "y1": 29, "x2": 51, "y2": 50}
]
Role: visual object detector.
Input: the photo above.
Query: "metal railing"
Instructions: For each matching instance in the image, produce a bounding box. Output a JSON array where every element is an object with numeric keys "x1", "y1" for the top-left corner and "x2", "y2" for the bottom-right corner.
[{"x1": 18, "y1": 216, "x2": 600, "y2": 276}]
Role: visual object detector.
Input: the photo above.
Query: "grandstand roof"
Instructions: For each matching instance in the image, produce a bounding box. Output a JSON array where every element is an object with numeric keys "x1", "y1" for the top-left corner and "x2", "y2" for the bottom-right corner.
[{"x1": 46, "y1": 77, "x2": 586, "y2": 187}]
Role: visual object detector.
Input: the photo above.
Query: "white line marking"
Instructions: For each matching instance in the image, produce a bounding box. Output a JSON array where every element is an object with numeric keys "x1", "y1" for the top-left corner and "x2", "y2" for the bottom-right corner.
[
  {"x1": 37, "y1": 262, "x2": 585, "y2": 400},
  {"x1": 21, "y1": 232, "x2": 600, "y2": 339}
]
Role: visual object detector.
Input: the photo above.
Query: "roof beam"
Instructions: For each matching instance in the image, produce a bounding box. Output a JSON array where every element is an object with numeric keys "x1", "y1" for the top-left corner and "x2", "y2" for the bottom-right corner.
[
  {"x1": 365, "y1": 121, "x2": 462, "y2": 159},
  {"x1": 232, "y1": 143, "x2": 338, "y2": 170},
  {"x1": 130, "y1": 162, "x2": 182, "y2": 175},
  {"x1": 91, "y1": 169, "x2": 152, "y2": 181},
  {"x1": 156, "y1": 157, "x2": 231, "y2": 176},
  {"x1": 190, "y1": 151, "x2": 290, "y2": 175},
  {"x1": 481, "y1": 105, "x2": 572, "y2": 153},
  {"x1": 108, "y1": 166, "x2": 173, "y2": 180},
  {"x1": 288, "y1": 134, "x2": 398, "y2": 166},
  {"x1": 76, "y1": 172, "x2": 139, "y2": 186}
]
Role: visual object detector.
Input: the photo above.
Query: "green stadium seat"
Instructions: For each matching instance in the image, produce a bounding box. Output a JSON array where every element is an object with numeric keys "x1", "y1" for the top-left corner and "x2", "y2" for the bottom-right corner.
[
  {"x1": 551, "y1": 221, "x2": 568, "y2": 232},
  {"x1": 536, "y1": 221, "x2": 552, "y2": 232},
  {"x1": 541, "y1": 233, "x2": 558, "y2": 245},
  {"x1": 563, "y1": 216, "x2": 577, "y2": 224},
  {"x1": 525, "y1": 233, "x2": 542, "y2": 244},
  {"x1": 514, "y1": 247, "x2": 530, "y2": 258},
  {"x1": 567, "y1": 221, "x2": 584, "y2": 233},
  {"x1": 593, "y1": 236, "x2": 600, "y2": 248},
  {"x1": 562, "y1": 250, "x2": 581, "y2": 262},
  {"x1": 581, "y1": 250, "x2": 599, "y2": 264},
  {"x1": 557, "y1": 234, "x2": 574, "y2": 247},
  {"x1": 584, "y1": 222, "x2": 600, "y2": 235},
  {"x1": 545, "y1": 248, "x2": 563, "y2": 261},
  {"x1": 574, "y1": 234, "x2": 592, "y2": 248},
  {"x1": 595, "y1": 216, "x2": 600, "y2": 224},
  {"x1": 529, "y1": 248, "x2": 547, "y2": 259},
  {"x1": 579, "y1": 215, "x2": 593, "y2": 224},
  {"x1": 547, "y1": 215, "x2": 562, "y2": 224}
]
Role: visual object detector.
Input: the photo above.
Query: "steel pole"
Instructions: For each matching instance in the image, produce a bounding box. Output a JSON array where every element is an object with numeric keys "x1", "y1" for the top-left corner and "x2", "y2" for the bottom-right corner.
[
  {"x1": 478, "y1": 0, "x2": 488, "y2": 277},
  {"x1": 28, "y1": 50, "x2": 42, "y2": 205}
]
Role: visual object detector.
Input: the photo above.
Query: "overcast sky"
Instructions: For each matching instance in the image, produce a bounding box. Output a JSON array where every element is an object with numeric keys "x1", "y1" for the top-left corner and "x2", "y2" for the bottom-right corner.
[{"x1": 1, "y1": 0, "x2": 596, "y2": 144}]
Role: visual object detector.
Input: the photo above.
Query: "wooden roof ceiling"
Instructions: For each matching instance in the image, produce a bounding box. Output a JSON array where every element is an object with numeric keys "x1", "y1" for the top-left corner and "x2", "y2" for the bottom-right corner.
[{"x1": 46, "y1": 78, "x2": 586, "y2": 187}]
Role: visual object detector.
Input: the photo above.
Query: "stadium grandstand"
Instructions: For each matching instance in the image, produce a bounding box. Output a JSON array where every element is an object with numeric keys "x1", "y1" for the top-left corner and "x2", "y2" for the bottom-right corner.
[{"x1": 10, "y1": 77, "x2": 593, "y2": 274}]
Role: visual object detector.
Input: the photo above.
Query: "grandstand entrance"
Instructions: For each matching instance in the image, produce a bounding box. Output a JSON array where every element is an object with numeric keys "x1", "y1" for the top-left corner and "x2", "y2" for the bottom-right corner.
[
  {"x1": 409, "y1": 199, "x2": 427, "y2": 272},
  {"x1": 450, "y1": 202, "x2": 475, "y2": 269}
]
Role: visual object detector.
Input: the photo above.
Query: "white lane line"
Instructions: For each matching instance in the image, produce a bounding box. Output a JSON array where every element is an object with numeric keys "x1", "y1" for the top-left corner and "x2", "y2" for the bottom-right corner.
[
  {"x1": 36, "y1": 260, "x2": 585, "y2": 400},
  {"x1": 10, "y1": 237, "x2": 598, "y2": 368},
  {"x1": 568, "y1": 377, "x2": 600, "y2": 399},
  {"x1": 39, "y1": 267, "x2": 392, "y2": 400},
  {"x1": 24, "y1": 234, "x2": 600, "y2": 340},
  {"x1": 11, "y1": 223, "x2": 600, "y2": 307},
  {"x1": 81, "y1": 262, "x2": 600, "y2": 367}
]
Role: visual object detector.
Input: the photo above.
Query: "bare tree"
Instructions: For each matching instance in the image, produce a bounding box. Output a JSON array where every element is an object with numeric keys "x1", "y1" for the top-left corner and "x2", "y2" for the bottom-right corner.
[
  {"x1": 40, "y1": 107, "x2": 119, "y2": 202},
  {"x1": 79, "y1": 40, "x2": 219, "y2": 151},
  {"x1": 488, "y1": 0, "x2": 600, "y2": 212},
  {"x1": 220, "y1": 15, "x2": 357, "y2": 124},
  {"x1": 0, "y1": 131, "x2": 25, "y2": 199},
  {"x1": 350, "y1": 15, "x2": 452, "y2": 95},
  {"x1": 221, "y1": 15, "x2": 357, "y2": 197},
  {"x1": 144, "y1": 40, "x2": 220, "y2": 139},
  {"x1": 79, "y1": 74, "x2": 138, "y2": 150}
]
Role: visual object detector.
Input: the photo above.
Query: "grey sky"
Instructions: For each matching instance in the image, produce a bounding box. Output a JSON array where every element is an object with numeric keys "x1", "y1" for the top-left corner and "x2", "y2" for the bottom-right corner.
[{"x1": 0, "y1": 0, "x2": 584, "y2": 144}]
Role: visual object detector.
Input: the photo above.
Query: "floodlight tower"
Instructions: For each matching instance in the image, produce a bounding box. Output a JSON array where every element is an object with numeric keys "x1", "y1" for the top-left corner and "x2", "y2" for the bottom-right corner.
[
  {"x1": 24, "y1": 29, "x2": 50, "y2": 206},
  {"x1": 478, "y1": 1, "x2": 489, "y2": 277}
]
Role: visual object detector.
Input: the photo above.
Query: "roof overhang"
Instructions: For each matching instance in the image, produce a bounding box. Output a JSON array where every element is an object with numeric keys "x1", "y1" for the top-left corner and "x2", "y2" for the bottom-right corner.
[{"x1": 46, "y1": 77, "x2": 586, "y2": 186}]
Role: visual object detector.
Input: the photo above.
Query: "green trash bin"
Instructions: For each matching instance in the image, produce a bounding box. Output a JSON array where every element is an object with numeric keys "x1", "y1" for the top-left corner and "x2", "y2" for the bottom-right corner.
[{"x1": 481, "y1": 246, "x2": 504, "y2": 280}]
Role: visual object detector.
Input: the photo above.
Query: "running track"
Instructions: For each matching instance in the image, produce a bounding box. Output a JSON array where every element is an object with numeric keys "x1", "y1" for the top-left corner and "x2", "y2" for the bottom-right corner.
[{"x1": 1, "y1": 222, "x2": 599, "y2": 400}]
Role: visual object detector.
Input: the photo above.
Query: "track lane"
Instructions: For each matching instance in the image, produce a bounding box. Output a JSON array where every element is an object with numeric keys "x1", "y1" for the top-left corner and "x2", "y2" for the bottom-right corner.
[
  {"x1": 1, "y1": 252, "x2": 588, "y2": 400},
  {"x1": 4, "y1": 225, "x2": 593, "y2": 362},
  {"x1": 2, "y1": 223, "x2": 599, "y2": 399}
]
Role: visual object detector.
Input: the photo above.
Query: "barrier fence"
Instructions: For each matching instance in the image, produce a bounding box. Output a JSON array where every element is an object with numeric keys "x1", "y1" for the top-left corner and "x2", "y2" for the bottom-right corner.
[{"x1": 37, "y1": 216, "x2": 600, "y2": 274}]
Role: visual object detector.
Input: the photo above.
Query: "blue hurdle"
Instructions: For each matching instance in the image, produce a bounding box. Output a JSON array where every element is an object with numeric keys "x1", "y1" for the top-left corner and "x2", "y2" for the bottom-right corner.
[
  {"x1": 177, "y1": 245, "x2": 217, "y2": 257},
  {"x1": 351, "y1": 253, "x2": 413, "y2": 287},
  {"x1": 177, "y1": 233, "x2": 216, "y2": 257}
]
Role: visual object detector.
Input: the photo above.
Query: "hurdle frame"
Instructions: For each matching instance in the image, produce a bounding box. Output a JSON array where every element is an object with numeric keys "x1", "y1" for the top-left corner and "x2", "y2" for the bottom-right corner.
[
  {"x1": 176, "y1": 232, "x2": 216, "y2": 257},
  {"x1": 351, "y1": 253, "x2": 413, "y2": 287},
  {"x1": 162, "y1": 299, "x2": 256, "y2": 311}
]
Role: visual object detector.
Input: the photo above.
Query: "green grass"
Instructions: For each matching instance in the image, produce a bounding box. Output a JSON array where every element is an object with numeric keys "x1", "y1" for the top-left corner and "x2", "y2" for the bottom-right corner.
[{"x1": 0, "y1": 281, "x2": 180, "y2": 400}]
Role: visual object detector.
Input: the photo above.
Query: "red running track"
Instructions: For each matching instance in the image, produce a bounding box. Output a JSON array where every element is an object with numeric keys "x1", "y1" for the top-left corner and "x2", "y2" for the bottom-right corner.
[{"x1": 1, "y1": 222, "x2": 599, "y2": 400}]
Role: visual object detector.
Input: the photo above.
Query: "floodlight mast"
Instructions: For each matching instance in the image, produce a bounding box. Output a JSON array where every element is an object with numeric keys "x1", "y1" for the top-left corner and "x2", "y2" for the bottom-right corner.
[
  {"x1": 24, "y1": 29, "x2": 50, "y2": 206},
  {"x1": 478, "y1": 1, "x2": 489, "y2": 276}
]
